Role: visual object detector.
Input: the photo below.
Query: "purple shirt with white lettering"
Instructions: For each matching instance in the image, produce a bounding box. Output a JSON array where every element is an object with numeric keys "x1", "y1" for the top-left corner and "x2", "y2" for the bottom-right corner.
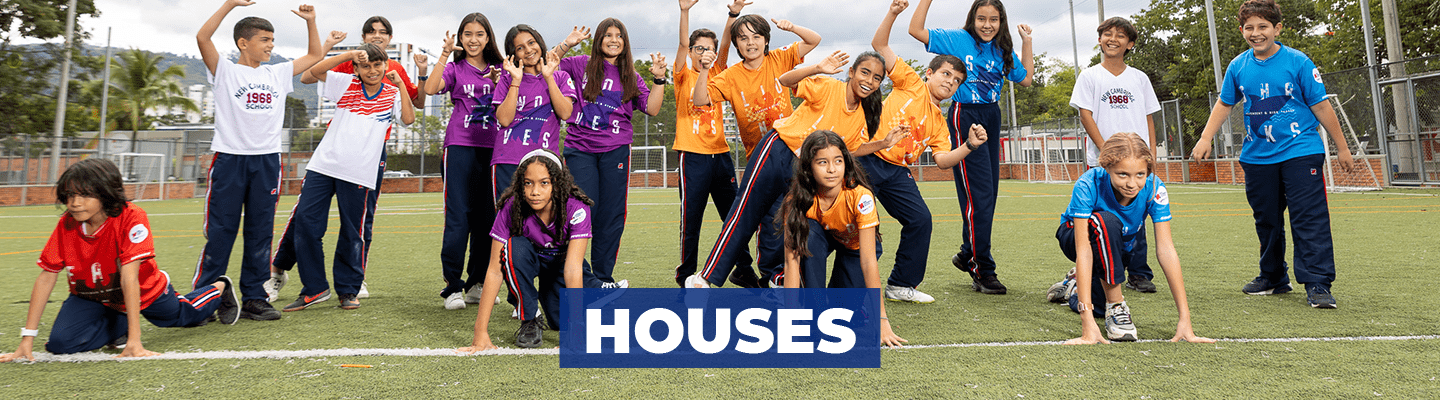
[
  {"x1": 490, "y1": 197, "x2": 593, "y2": 260},
  {"x1": 440, "y1": 60, "x2": 501, "y2": 148},
  {"x1": 558, "y1": 55, "x2": 650, "y2": 153},
  {"x1": 492, "y1": 70, "x2": 578, "y2": 165}
]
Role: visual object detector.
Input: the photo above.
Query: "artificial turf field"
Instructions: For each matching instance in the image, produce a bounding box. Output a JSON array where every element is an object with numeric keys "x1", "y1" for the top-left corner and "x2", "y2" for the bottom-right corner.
[{"x1": 1, "y1": 180, "x2": 1437, "y2": 398}]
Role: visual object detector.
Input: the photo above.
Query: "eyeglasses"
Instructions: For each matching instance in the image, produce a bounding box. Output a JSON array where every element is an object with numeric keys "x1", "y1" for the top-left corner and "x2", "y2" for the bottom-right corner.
[{"x1": 689, "y1": 45, "x2": 712, "y2": 53}]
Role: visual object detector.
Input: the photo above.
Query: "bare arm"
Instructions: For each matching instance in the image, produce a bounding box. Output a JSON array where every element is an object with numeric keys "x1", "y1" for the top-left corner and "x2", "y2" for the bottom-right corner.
[
  {"x1": 1079, "y1": 109, "x2": 1105, "y2": 155},
  {"x1": 859, "y1": 227, "x2": 906, "y2": 348},
  {"x1": 1152, "y1": 221, "x2": 1214, "y2": 343},
  {"x1": 783, "y1": 248, "x2": 802, "y2": 288},
  {"x1": 933, "y1": 124, "x2": 988, "y2": 168},
  {"x1": 644, "y1": 53, "x2": 668, "y2": 116},
  {"x1": 564, "y1": 238, "x2": 589, "y2": 290},
  {"x1": 1189, "y1": 100, "x2": 1234, "y2": 160},
  {"x1": 424, "y1": 32, "x2": 464, "y2": 96},
  {"x1": 1065, "y1": 218, "x2": 1110, "y2": 345},
  {"x1": 117, "y1": 261, "x2": 159, "y2": 358},
  {"x1": 1147, "y1": 114, "x2": 1158, "y2": 158},
  {"x1": 301, "y1": 50, "x2": 361, "y2": 84},
  {"x1": 778, "y1": 50, "x2": 848, "y2": 90},
  {"x1": 908, "y1": 0, "x2": 933, "y2": 46},
  {"x1": 773, "y1": 19, "x2": 821, "y2": 59},
  {"x1": 388, "y1": 70, "x2": 416, "y2": 125},
  {"x1": 197, "y1": 0, "x2": 253, "y2": 75},
  {"x1": 459, "y1": 240, "x2": 506, "y2": 352},
  {"x1": 675, "y1": 0, "x2": 696, "y2": 72},
  {"x1": 1312, "y1": 99, "x2": 1357, "y2": 172},
  {"x1": 288, "y1": 5, "x2": 326, "y2": 76},
  {"x1": 496, "y1": 57, "x2": 524, "y2": 127},
  {"x1": 542, "y1": 53, "x2": 574, "y2": 120},
  {"x1": 872, "y1": 0, "x2": 908, "y2": 63},
  {"x1": 1015, "y1": 24, "x2": 1034, "y2": 87},
  {"x1": 716, "y1": 0, "x2": 746, "y2": 68},
  {"x1": 854, "y1": 125, "x2": 906, "y2": 157},
  {"x1": 692, "y1": 56, "x2": 719, "y2": 107},
  {"x1": 0, "y1": 271, "x2": 59, "y2": 363}
]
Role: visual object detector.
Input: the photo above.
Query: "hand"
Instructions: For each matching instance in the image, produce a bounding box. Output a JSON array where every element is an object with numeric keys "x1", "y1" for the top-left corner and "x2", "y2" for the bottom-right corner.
[
  {"x1": 385, "y1": 70, "x2": 402, "y2": 85},
  {"x1": 323, "y1": 31, "x2": 346, "y2": 48},
  {"x1": 889, "y1": 0, "x2": 910, "y2": 16},
  {"x1": 0, "y1": 342, "x2": 35, "y2": 362},
  {"x1": 699, "y1": 50, "x2": 717, "y2": 69},
  {"x1": 1171, "y1": 330, "x2": 1216, "y2": 344},
  {"x1": 1190, "y1": 140, "x2": 1213, "y2": 160},
  {"x1": 440, "y1": 31, "x2": 464, "y2": 58},
  {"x1": 968, "y1": 124, "x2": 988, "y2": 147},
  {"x1": 351, "y1": 49, "x2": 369, "y2": 64},
  {"x1": 649, "y1": 52, "x2": 669, "y2": 78},
  {"x1": 1016, "y1": 23, "x2": 1033, "y2": 42},
  {"x1": 413, "y1": 53, "x2": 429, "y2": 71},
  {"x1": 458, "y1": 335, "x2": 499, "y2": 353},
  {"x1": 502, "y1": 54, "x2": 524, "y2": 77},
  {"x1": 771, "y1": 18, "x2": 796, "y2": 32},
  {"x1": 541, "y1": 51, "x2": 561, "y2": 76},
  {"x1": 116, "y1": 342, "x2": 160, "y2": 358},
  {"x1": 1064, "y1": 321, "x2": 1110, "y2": 345},
  {"x1": 880, "y1": 320, "x2": 908, "y2": 348},
  {"x1": 1338, "y1": 151, "x2": 1358, "y2": 173},
  {"x1": 728, "y1": 0, "x2": 753, "y2": 14},
  {"x1": 880, "y1": 125, "x2": 908, "y2": 148},
  {"x1": 815, "y1": 50, "x2": 850, "y2": 75},
  {"x1": 226, "y1": 0, "x2": 255, "y2": 8},
  {"x1": 291, "y1": 4, "x2": 316, "y2": 21},
  {"x1": 679, "y1": 0, "x2": 698, "y2": 11},
  {"x1": 563, "y1": 26, "x2": 592, "y2": 48}
]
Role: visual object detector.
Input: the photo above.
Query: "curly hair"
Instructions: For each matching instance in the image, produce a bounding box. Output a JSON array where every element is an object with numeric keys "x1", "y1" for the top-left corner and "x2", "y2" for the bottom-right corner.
[
  {"x1": 1096, "y1": 132, "x2": 1154, "y2": 174},
  {"x1": 777, "y1": 130, "x2": 872, "y2": 258},
  {"x1": 55, "y1": 158, "x2": 128, "y2": 218},
  {"x1": 496, "y1": 152, "x2": 593, "y2": 247}
]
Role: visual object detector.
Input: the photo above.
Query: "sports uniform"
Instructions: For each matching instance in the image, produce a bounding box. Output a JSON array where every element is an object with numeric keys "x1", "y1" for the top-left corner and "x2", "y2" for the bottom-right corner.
[
  {"x1": 673, "y1": 54, "x2": 754, "y2": 283},
  {"x1": 791, "y1": 185, "x2": 883, "y2": 289},
  {"x1": 703, "y1": 42, "x2": 804, "y2": 156},
  {"x1": 492, "y1": 69, "x2": 578, "y2": 196},
  {"x1": 434, "y1": 59, "x2": 503, "y2": 300},
  {"x1": 491, "y1": 197, "x2": 607, "y2": 330},
  {"x1": 1056, "y1": 168, "x2": 1172, "y2": 315}
]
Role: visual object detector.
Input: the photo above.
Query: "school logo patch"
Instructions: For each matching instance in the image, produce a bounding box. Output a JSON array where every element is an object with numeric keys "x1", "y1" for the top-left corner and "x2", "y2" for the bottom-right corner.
[
  {"x1": 857, "y1": 194, "x2": 875, "y2": 215},
  {"x1": 128, "y1": 224, "x2": 149, "y2": 244},
  {"x1": 617, "y1": 163, "x2": 625, "y2": 170},
  {"x1": 1310, "y1": 168, "x2": 1318, "y2": 176},
  {"x1": 1154, "y1": 186, "x2": 1170, "y2": 206},
  {"x1": 1312, "y1": 68, "x2": 1323, "y2": 84},
  {"x1": 571, "y1": 208, "x2": 588, "y2": 225}
]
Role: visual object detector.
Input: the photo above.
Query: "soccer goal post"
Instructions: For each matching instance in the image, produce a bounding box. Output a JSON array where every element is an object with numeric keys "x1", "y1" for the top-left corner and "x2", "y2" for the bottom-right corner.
[
  {"x1": 1323, "y1": 96, "x2": 1382, "y2": 193},
  {"x1": 107, "y1": 152, "x2": 169, "y2": 201},
  {"x1": 631, "y1": 145, "x2": 670, "y2": 189}
]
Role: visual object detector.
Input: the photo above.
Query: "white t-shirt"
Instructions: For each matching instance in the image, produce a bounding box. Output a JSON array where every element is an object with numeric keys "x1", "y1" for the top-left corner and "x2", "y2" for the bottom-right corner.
[
  {"x1": 208, "y1": 59, "x2": 295, "y2": 154},
  {"x1": 306, "y1": 71, "x2": 400, "y2": 189},
  {"x1": 1069, "y1": 64, "x2": 1162, "y2": 166}
]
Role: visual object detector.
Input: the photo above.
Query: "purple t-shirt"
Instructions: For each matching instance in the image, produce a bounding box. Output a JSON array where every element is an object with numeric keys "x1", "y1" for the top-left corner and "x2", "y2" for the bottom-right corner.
[
  {"x1": 490, "y1": 197, "x2": 594, "y2": 260},
  {"x1": 440, "y1": 60, "x2": 502, "y2": 148},
  {"x1": 558, "y1": 55, "x2": 650, "y2": 153},
  {"x1": 492, "y1": 70, "x2": 579, "y2": 165}
]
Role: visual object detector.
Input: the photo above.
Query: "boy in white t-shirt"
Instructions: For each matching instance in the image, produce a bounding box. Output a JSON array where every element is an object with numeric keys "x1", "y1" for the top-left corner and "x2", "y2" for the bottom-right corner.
[
  {"x1": 1068, "y1": 16, "x2": 1162, "y2": 294},
  {"x1": 280, "y1": 44, "x2": 415, "y2": 311},
  {"x1": 194, "y1": 0, "x2": 339, "y2": 321}
]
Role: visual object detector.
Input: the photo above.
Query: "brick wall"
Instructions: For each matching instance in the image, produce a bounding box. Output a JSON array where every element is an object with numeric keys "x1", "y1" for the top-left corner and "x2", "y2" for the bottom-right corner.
[{"x1": 0, "y1": 182, "x2": 197, "y2": 207}]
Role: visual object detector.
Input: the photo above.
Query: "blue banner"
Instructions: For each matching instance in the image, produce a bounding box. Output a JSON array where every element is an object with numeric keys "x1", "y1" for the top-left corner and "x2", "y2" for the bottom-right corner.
[{"x1": 559, "y1": 288, "x2": 881, "y2": 368}]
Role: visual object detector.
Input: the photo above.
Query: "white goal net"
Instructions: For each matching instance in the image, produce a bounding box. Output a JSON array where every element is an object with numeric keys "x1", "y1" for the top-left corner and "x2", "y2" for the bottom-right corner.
[{"x1": 630, "y1": 145, "x2": 671, "y2": 189}]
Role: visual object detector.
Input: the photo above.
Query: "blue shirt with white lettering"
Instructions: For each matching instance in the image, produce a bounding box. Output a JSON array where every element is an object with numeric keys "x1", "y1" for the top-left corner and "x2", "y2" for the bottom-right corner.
[
  {"x1": 1218, "y1": 43, "x2": 1329, "y2": 164},
  {"x1": 925, "y1": 28, "x2": 1028, "y2": 104},
  {"x1": 1061, "y1": 168, "x2": 1172, "y2": 251}
]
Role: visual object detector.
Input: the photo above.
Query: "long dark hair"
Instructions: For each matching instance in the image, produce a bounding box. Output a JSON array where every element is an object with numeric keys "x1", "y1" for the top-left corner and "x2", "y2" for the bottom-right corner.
[
  {"x1": 851, "y1": 51, "x2": 886, "y2": 138},
  {"x1": 777, "y1": 130, "x2": 872, "y2": 258},
  {"x1": 504, "y1": 24, "x2": 548, "y2": 66},
  {"x1": 496, "y1": 153, "x2": 593, "y2": 247},
  {"x1": 454, "y1": 12, "x2": 505, "y2": 67},
  {"x1": 56, "y1": 158, "x2": 128, "y2": 218},
  {"x1": 963, "y1": 0, "x2": 1016, "y2": 77},
  {"x1": 583, "y1": 18, "x2": 639, "y2": 103}
]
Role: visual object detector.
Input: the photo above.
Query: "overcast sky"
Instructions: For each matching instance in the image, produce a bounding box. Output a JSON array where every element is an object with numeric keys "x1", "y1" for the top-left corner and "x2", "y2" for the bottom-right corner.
[{"x1": 60, "y1": 0, "x2": 1149, "y2": 72}]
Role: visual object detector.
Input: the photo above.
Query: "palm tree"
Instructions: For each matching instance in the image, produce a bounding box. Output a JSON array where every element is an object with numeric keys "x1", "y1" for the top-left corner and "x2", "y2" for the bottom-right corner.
[{"x1": 97, "y1": 48, "x2": 197, "y2": 136}]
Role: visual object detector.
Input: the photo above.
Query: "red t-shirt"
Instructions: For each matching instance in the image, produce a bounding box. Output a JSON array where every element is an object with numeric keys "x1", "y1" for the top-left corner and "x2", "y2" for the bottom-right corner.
[
  {"x1": 332, "y1": 59, "x2": 419, "y2": 140},
  {"x1": 37, "y1": 204, "x2": 168, "y2": 312}
]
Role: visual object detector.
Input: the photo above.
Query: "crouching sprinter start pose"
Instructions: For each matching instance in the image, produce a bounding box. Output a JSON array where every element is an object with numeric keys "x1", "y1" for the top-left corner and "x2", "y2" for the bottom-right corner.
[
  {"x1": 1049, "y1": 133, "x2": 1213, "y2": 345},
  {"x1": 1, "y1": 159, "x2": 239, "y2": 361}
]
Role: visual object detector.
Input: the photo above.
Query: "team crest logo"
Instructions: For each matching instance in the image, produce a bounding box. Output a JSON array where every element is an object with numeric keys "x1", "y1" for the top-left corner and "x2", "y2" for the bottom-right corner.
[
  {"x1": 1310, "y1": 168, "x2": 1318, "y2": 175},
  {"x1": 617, "y1": 163, "x2": 625, "y2": 170},
  {"x1": 1154, "y1": 186, "x2": 1169, "y2": 206},
  {"x1": 1313, "y1": 68, "x2": 1323, "y2": 84},
  {"x1": 1101, "y1": 88, "x2": 1134, "y2": 109},
  {"x1": 858, "y1": 194, "x2": 875, "y2": 214},
  {"x1": 129, "y1": 224, "x2": 149, "y2": 244},
  {"x1": 571, "y1": 209, "x2": 588, "y2": 225}
]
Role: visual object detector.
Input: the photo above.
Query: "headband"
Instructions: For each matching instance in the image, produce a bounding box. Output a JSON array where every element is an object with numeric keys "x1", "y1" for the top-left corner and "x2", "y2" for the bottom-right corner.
[{"x1": 520, "y1": 149, "x2": 563, "y2": 168}]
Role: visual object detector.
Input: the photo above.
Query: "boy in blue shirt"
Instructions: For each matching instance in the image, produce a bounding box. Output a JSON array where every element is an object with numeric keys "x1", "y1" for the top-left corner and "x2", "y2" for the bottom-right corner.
[{"x1": 1190, "y1": 0, "x2": 1357, "y2": 308}]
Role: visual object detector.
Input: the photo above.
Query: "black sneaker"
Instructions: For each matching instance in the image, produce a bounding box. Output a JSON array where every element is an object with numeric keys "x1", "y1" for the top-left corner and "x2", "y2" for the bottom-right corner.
[
  {"x1": 240, "y1": 299, "x2": 282, "y2": 321},
  {"x1": 1305, "y1": 284, "x2": 1338, "y2": 309},
  {"x1": 1125, "y1": 275, "x2": 1158, "y2": 293},
  {"x1": 951, "y1": 252, "x2": 976, "y2": 278},
  {"x1": 515, "y1": 318, "x2": 543, "y2": 348},
  {"x1": 1242, "y1": 277, "x2": 1292, "y2": 295},
  {"x1": 728, "y1": 266, "x2": 762, "y2": 289},
  {"x1": 338, "y1": 293, "x2": 360, "y2": 310},
  {"x1": 283, "y1": 290, "x2": 332, "y2": 312},
  {"x1": 971, "y1": 275, "x2": 1008, "y2": 295},
  {"x1": 215, "y1": 276, "x2": 240, "y2": 325}
]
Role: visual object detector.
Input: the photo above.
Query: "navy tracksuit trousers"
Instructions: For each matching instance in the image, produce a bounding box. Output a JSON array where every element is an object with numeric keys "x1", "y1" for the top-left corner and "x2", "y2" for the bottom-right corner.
[
  {"x1": 499, "y1": 237, "x2": 606, "y2": 331},
  {"x1": 700, "y1": 132, "x2": 793, "y2": 287},
  {"x1": 439, "y1": 146, "x2": 496, "y2": 298},
  {"x1": 1240, "y1": 154, "x2": 1336, "y2": 286},
  {"x1": 1057, "y1": 211, "x2": 1138, "y2": 317},
  {"x1": 676, "y1": 151, "x2": 754, "y2": 281},
  {"x1": 792, "y1": 219, "x2": 882, "y2": 289},
  {"x1": 45, "y1": 285, "x2": 223, "y2": 354},
  {"x1": 286, "y1": 171, "x2": 371, "y2": 297},
  {"x1": 563, "y1": 146, "x2": 630, "y2": 283},
  {"x1": 193, "y1": 152, "x2": 280, "y2": 302},
  {"x1": 858, "y1": 155, "x2": 933, "y2": 288},
  {"x1": 947, "y1": 102, "x2": 1003, "y2": 278}
]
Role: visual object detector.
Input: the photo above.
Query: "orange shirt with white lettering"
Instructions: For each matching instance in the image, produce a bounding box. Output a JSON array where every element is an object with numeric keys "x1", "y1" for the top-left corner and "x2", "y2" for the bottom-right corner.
[
  {"x1": 705, "y1": 42, "x2": 803, "y2": 155},
  {"x1": 774, "y1": 76, "x2": 869, "y2": 153},
  {"x1": 674, "y1": 52, "x2": 731, "y2": 155},
  {"x1": 874, "y1": 61, "x2": 952, "y2": 167},
  {"x1": 805, "y1": 185, "x2": 880, "y2": 250}
]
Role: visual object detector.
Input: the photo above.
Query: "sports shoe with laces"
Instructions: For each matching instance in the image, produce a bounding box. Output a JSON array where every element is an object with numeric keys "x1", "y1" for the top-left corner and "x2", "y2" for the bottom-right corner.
[
  {"x1": 1105, "y1": 301, "x2": 1138, "y2": 341},
  {"x1": 684, "y1": 274, "x2": 710, "y2": 289},
  {"x1": 444, "y1": 291, "x2": 466, "y2": 310},
  {"x1": 970, "y1": 274, "x2": 1008, "y2": 295},
  {"x1": 1125, "y1": 275, "x2": 1157, "y2": 293},
  {"x1": 592, "y1": 280, "x2": 630, "y2": 307},
  {"x1": 357, "y1": 281, "x2": 370, "y2": 299},
  {"x1": 1305, "y1": 284, "x2": 1338, "y2": 309},
  {"x1": 1046, "y1": 278, "x2": 1074, "y2": 303},
  {"x1": 215, "y1": 276, "x2": 240, "y2": 325},
  {"x1": 951, "y1": 252, "x2": 976, "y2": 278},
  {"x1": 463, "y1": 285, "x2": 500, "y2": 304},
  {"x1": 282, "y1": 289, "x2": 332, "y2": 312},
  {"x1": 1242, "y1": 277, "x2": 1292, "y2": 295},
  {"x1": 515, "y1": 318, "x2": 544, "y2": 348},
  {"x1": 338, "y1": 293, "x2": 360, "y2": 310},
  {"x1": 884, "y1": 285, "x2": 935, "y2": 303},
  {"x1": 240, "y1": 299, "x2": 282, "y2": 321},
  {"x1": 263, "y1": 270, "x2": 288, "y2": 303}
]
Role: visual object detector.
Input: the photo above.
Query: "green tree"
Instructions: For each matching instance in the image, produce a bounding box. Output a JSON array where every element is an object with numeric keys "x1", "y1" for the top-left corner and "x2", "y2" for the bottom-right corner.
[
  {"x1": 0, "y1": 0, "x2": 100, "y2": 137},
  {"x1": 284, "y1": 96, "x2": 309, "y2": 128},
  {"x1": 103, "y1": 49, "x2": 196, "y2": 134}
]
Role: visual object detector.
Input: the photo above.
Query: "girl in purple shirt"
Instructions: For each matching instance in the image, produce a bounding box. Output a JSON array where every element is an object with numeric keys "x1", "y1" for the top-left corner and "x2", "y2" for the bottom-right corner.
[
  {"x1": 420, "y1": 12, "x2": 506, "y2": 311},
  {"x1": 494, "y1": 24, "x2": 578, "y2": 194},
  {"x1": 549, "y1": 19, "x2": 668, "y2": 284}
]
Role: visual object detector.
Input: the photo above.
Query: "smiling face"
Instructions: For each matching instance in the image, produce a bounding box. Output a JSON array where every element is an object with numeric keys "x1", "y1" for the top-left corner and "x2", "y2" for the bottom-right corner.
[
  {"x1": 735, "y1": 23, "x2": 768, "y2": 62},
  {"x1": 355, "y1": 58, "x2": 388, "y2": 87},
  {"x1": 238, "y1": 30, "x2": 276, "y2": 62},
  {"x1": 522, "y1": 162, "x2": 554, "y2": 214},
  {"x1": 972, "y1": 5, "x2": 1002, "y2": 42},
  {"x1": 460, "y1": 21, "x2": 489, "y2": 61},
  {"x1": 1240, "y1": 16, "x2": 1283, "y2": 58},
  {"x1": 512, "y1": 31, "x2": 544, "y2": 69},
  {"x1": 363, "y1": 21, "x2": 392, "y2": 50},
  {"x1": 1107, "y1": 157, "x2": 1149, "y2": 205},
  {"x1": 848, "y1": 57, "x2": 885, "y2": 100},
  {"x1": 924, "y1": 61, "x2": 965, "y2": 102},
  {"x1": 1099, "y1": 26, "x2": 1134, "y2": 60},
  {"x1": 811, "y1": 145, "x2": 846, "y2": 195},
  {"x1": 600, "y1": 26, "x2": 625, "y2": 59}
]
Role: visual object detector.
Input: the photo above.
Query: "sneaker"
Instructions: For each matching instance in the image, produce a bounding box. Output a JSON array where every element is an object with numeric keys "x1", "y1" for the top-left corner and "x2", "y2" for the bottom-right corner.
[
  {"x1": 338, "y1": 293, "x2": 360, "y2": 310},
  {"x1": 463, "y1": 286, "x2": 483, "y2": 304},
  {"x1": 444, "y1": 291, "x2": 466, "y2": 310},
  {"x1": 1305, "y1": 284, "x2": 1338, "y2": 309},
  {"x1": 240, "y1": 299, "x2": 282, "y2": 321},
  {"x1": 282, "y1": 290, "x2": 332, "y2": 312},
  {"x1": 1242, "y1": 277, "x2": 1293, "y2": 295},
  {"x1": 951, "y1": 252, "x2": 976, "y2": 277},
  {"x1": 215, "y1": 276, "x2": 240, "y2": 325},
  {"x1": 684, "y1": 274, "x2": 710, "y2": 289},
  {"x1": 728, "y1": 267, "x2": 763, "y2": 289},
  {"x1": 970, "y1": 275, "x2": 1008, "y2": 295},
  {"x1": 263, "y1": 270, "x2": 289, "y2": 303},
  {"x1": 515, "y1": 318, "x2": 543, "y2": 348},
  {"x1": 1104, "y1": 302, "x2": 1138, "y2": 342},
  {"x1": 591, "y1": 279, "x2": 630, "y2": 307},
  {"x1": 1125, "y1": 275, "x2": 1157, "y2": 293},
  {"x1": 357, "y1": 281, "x2": 370, "y2": 299},
  {"x1": 884, "y1": 285, "x2": 936, "y2": 303},
  {"x1": 107, "y1": 334, "x2": 128, "y2": 350},
  {"x1": 1045, "y1": 278, "x2": 1074, "y2": 303}
]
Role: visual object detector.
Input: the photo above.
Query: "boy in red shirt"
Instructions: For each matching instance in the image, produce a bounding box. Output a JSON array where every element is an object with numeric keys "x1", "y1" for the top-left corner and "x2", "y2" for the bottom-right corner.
[{"x1": 0, "y1": 159, "x2": 238, "y2": 361}]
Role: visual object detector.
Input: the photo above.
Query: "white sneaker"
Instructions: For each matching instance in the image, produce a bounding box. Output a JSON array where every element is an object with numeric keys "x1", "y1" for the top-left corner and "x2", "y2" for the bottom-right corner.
[
  {"x1": 601, "y1": 280, "x2": 630, "y2": 289},
  {"x1": 683, "y1": 274, "x2": 709, "y2": 289},
  {"x1": 1046, "y1": 278, "x2": 1074, "y2": 303},
  {"x1": 511, "y1": 308, "x2": 519, "y2": 319},
  {"x1": 263, "y1": 270, "x2": 288, "y2": 303},
  {"x1": 884, "y1": 285, "x2": 935, "y2": 303},
  {"x1": 463, "y1": 286, "x2": 484, "y2": 304},
  {"x1": 357, "y1": 281, "x2": 370, "y2": 299},
  {"x1": 444, "y1": 292, "x2": 466, "y2": 310},
  {"x1": 1104, "y1": 301, "x2": 1138, "y2": 342}
]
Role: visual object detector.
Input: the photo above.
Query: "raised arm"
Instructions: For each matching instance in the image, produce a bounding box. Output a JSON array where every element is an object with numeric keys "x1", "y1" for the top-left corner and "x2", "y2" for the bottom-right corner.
[
  {"x1": 288, "y1": 5, "x2": 327, "y2": 76},
  {"x1": 301, "y1": 50, "x2": 361, "y2": 84},
  {"x1": 778, "y1": 50, "x2": 848, "y2": 90},
  {"x1": 716, "y1": 0, "x2": 747, "y2": 67},
  {"x1": 933, "y1": 124, "x2": 988, "y2": 168},
  {"x1": 773, "y1": 19, "x2": 821, "y2": 59},
  {"x1": 541, "y1": 52, "x2": 574, "y2": 120},
  {"x1": 496, "y1": 56, "x2": 525, "y2": 127},
  {"x1": 872, "y1": 0, "x2": 908, "y2": 63},
  {"x1": 550, "y1": 26, "x2": 591, "y2": 61},
  {"x1": 691, "y1": 52, "x2": 720, "y2": 107},
  {"x1": 644, "y1": 53, "x2": 669, "y2": 116},
  {"x1": 424, "y1": 32, "x2": 465, "y2": 96},
  {"x1": 388, "y1": 70, "x2": 416, "y2": 125},
  {"x1": 197, "y1": 0, "x2": 253, "y2": 75},
  {"x1": 676, "y1": 0, "x2": 697, "y2": 71},
  {"x1": 1015, "y1": 24, "x2": 1034, "y2": 87},
  {"x1": 908, "y1": 0, "x2": 933, "y2": 46}
]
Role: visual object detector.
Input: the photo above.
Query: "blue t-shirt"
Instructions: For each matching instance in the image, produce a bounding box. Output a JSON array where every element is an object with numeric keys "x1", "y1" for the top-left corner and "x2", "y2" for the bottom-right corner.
[
  {"x1": 1061, "y1": 168, "x2": 1172, "y2": 251},
  {"x1": 925, "y1": 28, "x2": 1028, "y2": 104},
  {"x1": 1218, "y1": 43, "x2": 1329, "y2": 164}
]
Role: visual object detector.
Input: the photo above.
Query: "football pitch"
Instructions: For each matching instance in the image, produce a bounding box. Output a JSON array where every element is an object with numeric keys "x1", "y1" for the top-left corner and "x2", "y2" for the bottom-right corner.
[{"x1": 1, "y1": 181, "x2": 1437, "y2": 398}]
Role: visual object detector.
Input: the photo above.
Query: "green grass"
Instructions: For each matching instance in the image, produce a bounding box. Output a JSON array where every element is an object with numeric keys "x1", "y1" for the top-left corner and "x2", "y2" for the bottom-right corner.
[{"x1": 2, "y1": 181, "x2": 1438, "y2": 398}]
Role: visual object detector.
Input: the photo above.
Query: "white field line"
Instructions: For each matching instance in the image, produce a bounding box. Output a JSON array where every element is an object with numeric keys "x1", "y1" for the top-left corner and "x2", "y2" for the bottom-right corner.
[{"x1": 21, "y1": 335, "x2": 1439, "y2": 363}]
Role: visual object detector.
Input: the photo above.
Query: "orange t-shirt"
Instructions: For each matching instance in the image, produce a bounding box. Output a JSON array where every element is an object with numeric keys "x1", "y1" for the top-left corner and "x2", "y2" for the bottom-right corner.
[
  {"x1": 673, "y1": 53, "x2": 731, "y2": 155},
  {"x1": 805, "y1": 186, "x2": 880, "y2": 251},
  {"x1": 705, "y1": 42, "x2": 804, "y2": 156},
  {"x1": 774, "y1": 76, "x2": 869, "y2": 153},
  {"x1": 874, "y1": 60, "x2": 952, "y2": 167}
]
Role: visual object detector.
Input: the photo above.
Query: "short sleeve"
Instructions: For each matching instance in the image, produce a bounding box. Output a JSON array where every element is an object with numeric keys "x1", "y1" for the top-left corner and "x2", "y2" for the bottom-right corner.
[
  {"x1": 566, "y1": 201, "x2": 593, "y2": 240},
  {"x1": 1006, "y1": 52, "x2": 1028, "y2": 82},
  {"x1": 1065, "y1": 178, "x2": 1098, "y2": 220},
  {"x1": 854, "y1": 189, "x2": 880, "y2": 230},
  {"x1": 392, "y1": 87, "x2": 403, "y2": 114},
  {"x1": 773, "y1": 41, "x2": 804, "y2": 69},
  {"x1": 1141, "y1": 73, "x2": 1162, "y2": 114},
  {"x1": 1218, "y1": 58, "x2": 1242, "y2": 106},
  {"x1": 554, "y1": 70, "x2": 580, "y2": 102},
  {"x1": 925, "y1": 28, "x2": 961, "y2": 55},
  {"x1": 490, "y1": 200, "x2": 514, "y2": 243},
  {"x1": 1297, "y1": 55, "x2": 1329, "y2": 107},
  {"x1": 272, "y1": 61, "x2": 296, "y2": 95},
  {"x1": 206, "y1": 58, "x2": 227, "y2": 85},
  {"x1": 117, "y1": 209, "x2": 157, "y2": 266},
  {"x1": 492, "y1": 70, "x2": 513, "y2": 106},
  {"x1": 888, "y1": 57, "x2": 923, "y2": 95},
  {"x1": 441, "y1": 61, "x2": 460, "y2": 95},
  {"x1": 323, "y1": 71, "x2": 352, "y2": 99},
  {"x1": 558, "y1": 56, "x2": 588, "y2": 84},
  {"x1": 1146, "y1": 177, "x2": 1173, "y2": 223},
  {"x1": 1069, "y1": 68, "x2": 1095, "y2": 111},
  {"x1": 794, "y1": 76, "x2": 831, "y2": 103},
  {"x1": 36, "y1": 219, "x2": 67, "y2": 273},
  {"x1": 706, "y1": 70, "x2": 731, "y2": 103}
]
